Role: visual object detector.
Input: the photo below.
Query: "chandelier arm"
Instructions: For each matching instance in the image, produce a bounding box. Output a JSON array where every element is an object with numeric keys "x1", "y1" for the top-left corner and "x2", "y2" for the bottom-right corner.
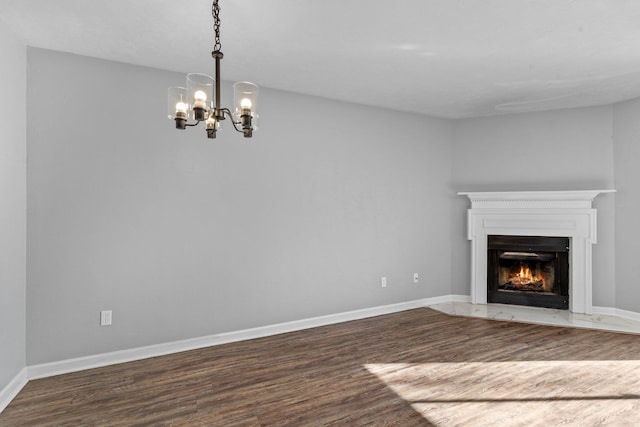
[{"x1": 220, "y1": 108, "x2": 246, "y2": 133}]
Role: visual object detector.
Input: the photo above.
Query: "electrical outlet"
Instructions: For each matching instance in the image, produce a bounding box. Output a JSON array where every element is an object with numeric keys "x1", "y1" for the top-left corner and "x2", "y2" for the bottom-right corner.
[
  {"x1": 413, "y1": 273, "x2": 419, "y2": 284},
  {"x1": 381, "y1": 277, "x2": 387, "y2": 288},
  {"x1": 100, "y1": 310, "x2": 112, "y2": 326}
]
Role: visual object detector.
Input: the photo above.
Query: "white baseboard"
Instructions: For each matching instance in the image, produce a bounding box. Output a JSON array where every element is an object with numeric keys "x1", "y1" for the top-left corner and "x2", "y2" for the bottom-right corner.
[
  {"x1": 450, "y1": 294, "x2": 472, "y2": 303},
  {"x1": 28, "y1": 296, "x2": 448, "y2": 380},
  {"x1": 7, "y1": 294, "x2": 639, "y2": 414},
  {"x1": 21, "y1": 296, "x2": 640, "y2": 382},
  {"x1": 0, "y1": 368, "x2": 28, "y2": 414},
  {"x1": 592, "y1": 305, "x2": 640, "y2": 322}
]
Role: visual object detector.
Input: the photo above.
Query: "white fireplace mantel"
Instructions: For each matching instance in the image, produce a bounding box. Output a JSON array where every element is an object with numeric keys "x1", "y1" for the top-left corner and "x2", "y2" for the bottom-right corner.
[{"x1": 458, "y1": 190, "x2": 615, "y2": 314}]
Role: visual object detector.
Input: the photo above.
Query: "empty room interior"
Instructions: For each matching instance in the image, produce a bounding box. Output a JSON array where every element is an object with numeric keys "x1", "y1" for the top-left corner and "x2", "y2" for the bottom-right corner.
[{"x1": 1, "y1": 0, "x2": 640, "y2": 425}]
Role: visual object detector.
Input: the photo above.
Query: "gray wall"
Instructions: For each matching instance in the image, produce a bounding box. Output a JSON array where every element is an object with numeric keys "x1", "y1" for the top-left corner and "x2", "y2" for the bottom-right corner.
[
  {"x1": 450, "y1": 107, "x2": 617, "y2": 306},
  {"x1": 0, "y1": 25, "x2": 27, "y2": 389},
  {"x1": 20, "y1": 46, "x2": 640, "y2": 368},
  {"x1": 26, "y1": 48, "x2": 453, "y2": 364},
  {"x1": 613, "y1": 99, "x2": 640, "y2": 313}
]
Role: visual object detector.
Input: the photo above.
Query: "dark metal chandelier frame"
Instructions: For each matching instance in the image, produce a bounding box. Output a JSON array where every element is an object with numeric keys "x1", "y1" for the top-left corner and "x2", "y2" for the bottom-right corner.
[{"x1": 167, "y1": 0, "x2": 258, "y2": 139}]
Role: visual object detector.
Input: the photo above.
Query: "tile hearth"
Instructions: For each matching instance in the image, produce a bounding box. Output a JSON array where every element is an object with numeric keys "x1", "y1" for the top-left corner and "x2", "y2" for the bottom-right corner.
[{"x1": 429, "y1": 301, "x2": 640, "y2": 335}]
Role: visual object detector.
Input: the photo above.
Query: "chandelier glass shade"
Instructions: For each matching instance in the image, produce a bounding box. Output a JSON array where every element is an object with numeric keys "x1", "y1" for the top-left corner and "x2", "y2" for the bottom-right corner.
[{"x1": 167, "y1": 0, "x2": 259, "y2": 139}]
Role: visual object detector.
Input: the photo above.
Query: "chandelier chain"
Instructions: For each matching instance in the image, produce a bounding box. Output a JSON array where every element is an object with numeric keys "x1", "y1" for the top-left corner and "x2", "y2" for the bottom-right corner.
[{"x1": 212, "y1": 0, "x2": 222, "y2": 52}]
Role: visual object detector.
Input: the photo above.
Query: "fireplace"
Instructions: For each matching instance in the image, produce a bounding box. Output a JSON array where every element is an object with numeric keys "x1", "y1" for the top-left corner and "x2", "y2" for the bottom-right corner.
[
  {"x1": 487, "y1": 235, "x2": 569, "y2": 309},
  {"x1": 459, "y1": 190, "x2": 615, "y2": 314}
]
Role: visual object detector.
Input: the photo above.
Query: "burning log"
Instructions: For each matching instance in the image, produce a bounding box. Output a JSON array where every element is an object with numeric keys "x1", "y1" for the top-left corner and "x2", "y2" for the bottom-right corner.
[
  {"x1": 500, "y1": 264, "x2": 546, "y2": 292},
  {"x1": 501, "y1": 279, "x2": 545, "y2": 292}
]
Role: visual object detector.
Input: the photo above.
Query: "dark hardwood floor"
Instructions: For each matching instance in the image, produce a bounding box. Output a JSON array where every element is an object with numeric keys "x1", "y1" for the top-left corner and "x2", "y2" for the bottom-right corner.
[{"x1": 2, "y1": 308, "x2": 640, "y2": 426}]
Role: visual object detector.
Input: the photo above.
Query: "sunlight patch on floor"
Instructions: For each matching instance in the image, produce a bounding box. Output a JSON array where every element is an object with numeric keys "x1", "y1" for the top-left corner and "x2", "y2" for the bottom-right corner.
[{"x1": 365, "y1": 361, "x2": 640, "y2": 426}]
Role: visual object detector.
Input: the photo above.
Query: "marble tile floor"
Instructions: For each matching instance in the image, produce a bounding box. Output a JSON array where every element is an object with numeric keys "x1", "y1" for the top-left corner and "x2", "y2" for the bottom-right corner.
[{"x1": 429, "y1": 301, "x2": 640, "y2": 335}]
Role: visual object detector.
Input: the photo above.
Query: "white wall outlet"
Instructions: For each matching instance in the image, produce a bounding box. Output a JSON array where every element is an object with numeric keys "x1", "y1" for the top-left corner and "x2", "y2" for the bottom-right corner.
[
  {"x1": 413, "y1": 273, "x2": 419, "y2": 284},
  {"x1": 381, "y1": 277, "x2": 387, "y2": 288},
  {"x1": 100, "y1": 310, "x2": 112, "y2": 326}
]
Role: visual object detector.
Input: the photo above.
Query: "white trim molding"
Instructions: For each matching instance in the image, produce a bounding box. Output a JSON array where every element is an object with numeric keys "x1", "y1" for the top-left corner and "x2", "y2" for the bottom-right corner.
[
  {"x1": 459, "y1": 190, "x2": 615, "y2": 315},
  {"x1": 593, "y1": 306, "x2": 640, "y2": 323},
  {"x1": 27, "y1": 297, "x2": 443, "y2": 381},
  {"x1": 3, "y1": 293, "x2": 639, "y2": 415},
  {"x1": 3, "y1": 297, "x2": 449, "y2": 412},
  {"x1": 0, "y1": 368, "x2": 28, "y2": 414}
]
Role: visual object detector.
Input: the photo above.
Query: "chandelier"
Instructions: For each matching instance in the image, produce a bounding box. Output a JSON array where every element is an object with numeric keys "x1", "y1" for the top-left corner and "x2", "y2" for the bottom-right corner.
[{"x1": 167, "y1": 0, "x2": 258, "y2": 138}]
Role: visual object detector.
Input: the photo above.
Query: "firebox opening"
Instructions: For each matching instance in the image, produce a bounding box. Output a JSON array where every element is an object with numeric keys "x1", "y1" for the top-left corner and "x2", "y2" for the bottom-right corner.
[{"x1": 488, "y1": 235, "x2": 569, "y2": 310}]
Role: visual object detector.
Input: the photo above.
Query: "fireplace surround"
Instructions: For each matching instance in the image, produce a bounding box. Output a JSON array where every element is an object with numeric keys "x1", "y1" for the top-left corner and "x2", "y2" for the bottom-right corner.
[{"x1": 459, "y1": 190, "x2": 614, "y2": 314}]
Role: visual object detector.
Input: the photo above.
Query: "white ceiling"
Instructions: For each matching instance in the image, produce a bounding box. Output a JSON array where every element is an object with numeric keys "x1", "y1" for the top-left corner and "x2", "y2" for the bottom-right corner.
[{"x1": 3, "y1": 0, "x2": 640, "y2": 118}]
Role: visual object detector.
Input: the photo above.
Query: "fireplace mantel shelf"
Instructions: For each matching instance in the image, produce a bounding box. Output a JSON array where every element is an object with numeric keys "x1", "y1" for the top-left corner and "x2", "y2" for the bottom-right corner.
[
  {"x1": 459, "y1": 189, "x2": 616, "y2": 315},
  {"x1": 458, "y1": 190, "x2": 616, "y2": 209}
]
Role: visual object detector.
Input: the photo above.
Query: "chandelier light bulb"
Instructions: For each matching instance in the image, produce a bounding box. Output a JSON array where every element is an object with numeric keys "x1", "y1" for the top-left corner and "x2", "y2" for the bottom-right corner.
[
  {"x1": 175, "y1": 102, "x2": 188, "y2": 113},
  {"x1": 168, "y1": 86, "x2": 188, "y2": 128},
  {"x1": 193, "y1": 90, "x2": 208, "y2": 110},
  {"x1": 240, "y1": 98, "x2": 252, "y2": 110},
  {"x1": 194, "y1": 90, "x2": 207, "y2": 101}
]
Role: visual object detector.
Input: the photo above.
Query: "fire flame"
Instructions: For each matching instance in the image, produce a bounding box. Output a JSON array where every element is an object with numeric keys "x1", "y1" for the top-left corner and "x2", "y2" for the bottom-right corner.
[
  {"x1": 518, "y1": 266, "x2": 533, "y2": 281},
  {"x1": 508, "y1": 264, "x2": 543, "y2": 287},
  {"x1": 501, "y1": 262, "x2": 549, "y2": 291}
]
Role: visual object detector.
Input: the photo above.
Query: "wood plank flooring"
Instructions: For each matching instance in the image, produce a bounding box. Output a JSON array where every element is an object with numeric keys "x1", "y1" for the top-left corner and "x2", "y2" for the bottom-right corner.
[{"x1": 2, "y1": 308, "x2": 640, "y2": 426}]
